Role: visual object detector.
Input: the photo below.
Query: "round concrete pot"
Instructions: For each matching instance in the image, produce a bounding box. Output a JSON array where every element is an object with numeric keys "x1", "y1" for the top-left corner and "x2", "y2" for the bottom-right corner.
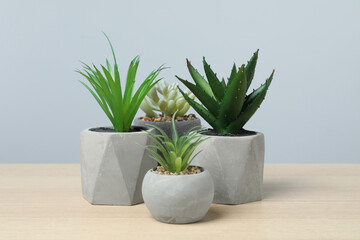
[
  {"x1": 191, "y1": 132, "x2": 265, "y2": 205},
  {"x1": 80, "y1": 126, "x2": 156, "y2": 206},
  {"x1": 133, "y1": 117, "x2": 201, "y2": 139},
  {"x1": 142, "y1": 166, "x2": 214, "y2": 224}
]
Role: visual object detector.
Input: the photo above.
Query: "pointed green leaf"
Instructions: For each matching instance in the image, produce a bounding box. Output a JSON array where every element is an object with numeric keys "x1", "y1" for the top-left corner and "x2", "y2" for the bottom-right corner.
[
  {"x1": 164, "y1": 141, "x2": 176, "y2": 152},
  {"x1": 218, "y1": 64, "x2": 247, "y2": 127},
  {"x1": 184, "y1": 150, "x2": 203, "y2": 170},
  {"x1": 169, "y1": 151, "x2": 177, "y2": 169},
  {"x1": 245, "y1": 49, "x2": 259, "y2": 92},
  {"x1": 176, "y1": 76, "x2": 219, "y2": 116},
  {"x1": 123, "y1": 56, "x2": 140, "y2": 113},
  {"x1": 186, "y1": 59, "x2": 214, "y2": 98},
  {"x1": 93, "y1": 66, "x2": 114, "y2": 109},
  {"x1": 106, "y1": 59, "x2": 113, "y2": 75},
  {"x1": 101, "y1": 65, "x2": 115, "y2": 93},
  {"x1": 226, "y1": 70, "x2": 274, "y2": 133},
  {"x1": 144, "y1": 146, "x2": 170, "y2": 170},
  {"x1": 79, "y1": 81, "x2": 115, "y2": 127},
  {"x1": 170, "y1": 114, "x2": 178, "y2": 143},
  {"x1": 124, "y1": 67, "x2": 163, "y2": 130},
  {"x1": 179, "y1": 88, "x2": 221, "y2": 132},
  {"x1": 228, "y1": 63, "x2": 237, "y2": 82},
  {"x1": 103, "y1": 32, "x2": 117, "y2": 65},
  {"x1": 203, "y1": 57, "x2": 225, "y2": 101},
  {"x1": 175, "y1": 157, "x2": 182, "y2": 174},
  {"x1": 144, "y1": 132, "x2": 170, "y2": 159},
  {"x1": 221, "y1": 77, "x2": 226, "y2": 89}
]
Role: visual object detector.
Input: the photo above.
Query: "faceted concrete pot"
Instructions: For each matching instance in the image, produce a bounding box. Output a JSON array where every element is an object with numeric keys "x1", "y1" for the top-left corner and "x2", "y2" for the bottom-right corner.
[
  {"x1": 80, "y1": 126, "x2": 156, "y2": 205},
  {"x1": 192, "y1": 132, "x2": 265, "y2": 205},
  {"x1": 142, "y1": 166, "x2": 214, "y2": 224},
  {"x1": 133, "y1": 118, "x2": 201, "y2": 139}
]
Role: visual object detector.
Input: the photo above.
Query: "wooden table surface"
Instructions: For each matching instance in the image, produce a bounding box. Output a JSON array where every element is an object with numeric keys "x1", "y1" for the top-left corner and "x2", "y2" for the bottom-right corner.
[{"x1": 1, "y1": 164, "x2": 359, "y2": 240}]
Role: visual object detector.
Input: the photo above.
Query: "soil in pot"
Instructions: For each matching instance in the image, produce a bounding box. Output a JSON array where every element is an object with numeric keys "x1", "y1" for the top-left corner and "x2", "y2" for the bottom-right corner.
[
  {"x1": 152, "y1": 166, "x2": 201, "y2": 175},
  {"x1": 89, "y1": 126, "x2": 146, "y2": 133},
  {"x1": 201, "y1": 128, "x2": 257, "y2": 137}
]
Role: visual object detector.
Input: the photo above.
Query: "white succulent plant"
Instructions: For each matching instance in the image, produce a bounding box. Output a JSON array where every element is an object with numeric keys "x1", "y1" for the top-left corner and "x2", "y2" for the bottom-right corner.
[{"x1": 140, "y1": 80, "x2": 195, "y2": 117}]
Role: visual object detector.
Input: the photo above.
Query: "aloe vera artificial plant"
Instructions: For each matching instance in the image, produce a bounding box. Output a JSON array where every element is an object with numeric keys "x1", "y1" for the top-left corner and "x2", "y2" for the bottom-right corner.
[
  {"x1": 77, "y1": 34, "x2": 165, "y2": 132},
  {"x1": 176, "y1": 50, "x2": 274, "y2": 134},
  {"x1": 141, "y1": 114, "x2": 214, "y2": 224},
  {"x1": 144, "y1": 114, "x2": 208, "y2": 174}
]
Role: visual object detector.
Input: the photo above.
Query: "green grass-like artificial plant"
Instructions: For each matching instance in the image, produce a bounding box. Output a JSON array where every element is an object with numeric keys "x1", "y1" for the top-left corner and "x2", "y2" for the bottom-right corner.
[
  {"x1": 77, "y1": 34, "x2": 165, "y2": 132},
  {"x1": 144, "y1": 114, "x2": 208, "y2": 174},
  {"x1": 176, "y1": 50, "x2": 274, "y2": 134}
]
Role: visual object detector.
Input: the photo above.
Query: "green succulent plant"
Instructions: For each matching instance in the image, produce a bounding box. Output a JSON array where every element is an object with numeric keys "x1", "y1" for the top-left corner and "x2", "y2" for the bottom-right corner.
[
  {"x1": 176, "y1": 50, "x2": 274, "y2": 134},
  {"x1": 76, "y1": 34, "x2": 165, "y2": 132},
  {"x1": 140, "y1": 80, "x2": 195, "y2": 118},
  {"x1": 144, "y1": 114, "x2": 208, "y2": 174}
]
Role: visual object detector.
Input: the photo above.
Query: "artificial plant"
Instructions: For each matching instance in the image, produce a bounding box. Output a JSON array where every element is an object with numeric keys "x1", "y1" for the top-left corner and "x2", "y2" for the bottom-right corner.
[
  {"x1": 140, "y1": 80, "x2": 195, "y2": 118},
  {"x1": 176, "y1": 50, "x2": 274, "y2": 134},
  {"x1": 144, "y1": 114, "x2": 208, "y2": 174},
  {"x1": 77, "y1": 34, "x2": 165, "y2": 132}
]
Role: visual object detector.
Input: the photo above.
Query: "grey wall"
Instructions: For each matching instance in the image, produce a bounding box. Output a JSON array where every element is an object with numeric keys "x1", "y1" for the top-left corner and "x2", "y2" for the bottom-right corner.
[{"x1": 0, "y1": 0, "x2": 359, "y2": 163}]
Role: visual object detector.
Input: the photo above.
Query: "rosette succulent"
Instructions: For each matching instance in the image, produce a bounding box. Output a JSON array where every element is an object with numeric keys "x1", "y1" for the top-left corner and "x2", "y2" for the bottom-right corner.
[
  {"x1": 140, "y1": 80, "x2": 195, "y2": 118},
  {"x1": 176, "y1": 50, "x2": 274, "y2": 134}
]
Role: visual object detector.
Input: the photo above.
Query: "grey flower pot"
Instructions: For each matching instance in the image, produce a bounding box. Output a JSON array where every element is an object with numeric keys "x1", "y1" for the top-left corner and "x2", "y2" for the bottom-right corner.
[
  {"x1": 142, "y1": 167, "x2": 214, "y2": 224},
  {"x1": 133, "y1": 118, "x2": 201, "y2": 138},
  {"x1": 80, "y1": 126, "x2": 156, "y2": 205},
  {"x1": 191, "y1": 132, "x2": 265, "y2": 205}
]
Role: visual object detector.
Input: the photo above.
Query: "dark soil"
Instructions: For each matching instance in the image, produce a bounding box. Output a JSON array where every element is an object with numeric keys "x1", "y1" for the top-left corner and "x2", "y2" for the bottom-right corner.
[
  {"x1": 201, "y1": 128, "x2": 257, "y2": 137},
  {"x1": 89, "y1": 126, "x2": 146, "y2": 133}
]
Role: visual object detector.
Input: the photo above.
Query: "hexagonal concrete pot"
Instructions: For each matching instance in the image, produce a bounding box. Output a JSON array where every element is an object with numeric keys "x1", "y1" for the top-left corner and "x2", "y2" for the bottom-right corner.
[
  {"x1": 133, "y1": 118, "x2": 201, "y2": 139},
  {"x1": 191, "y1": 132, "x2": 265, "y2": 205},
  {"x1": 80, "y1": 126, "x2": 156, "y2": 205},
  {"x1": 142, "y1": 166, "x2": 214, "y2": 224}
]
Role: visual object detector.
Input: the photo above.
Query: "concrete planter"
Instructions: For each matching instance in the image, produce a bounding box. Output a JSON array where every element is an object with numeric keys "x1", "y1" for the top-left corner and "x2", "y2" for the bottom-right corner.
[
  {"x1": 142, "y1": 166, "x2": 214, "y2": 224},
  {"x1": 133, "y1": 118, "x2": 201, "y2": 138},
  {"x1": 192, "y1": 132, "x2": 265, "y2": 205},
  {"x1": 80, "y1": 126, "x2": 156, "y2": 205}
]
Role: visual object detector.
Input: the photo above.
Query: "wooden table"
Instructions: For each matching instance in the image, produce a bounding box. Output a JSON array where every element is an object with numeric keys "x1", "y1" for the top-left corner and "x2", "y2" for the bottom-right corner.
[{"x1": 1, "y1": 164, "x2": 359, "y2": 240}]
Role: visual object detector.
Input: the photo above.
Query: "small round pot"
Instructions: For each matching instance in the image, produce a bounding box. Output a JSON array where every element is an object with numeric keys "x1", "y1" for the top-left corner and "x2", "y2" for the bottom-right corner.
[
  {"x1": 133, "y1": 117, "x2": 201, "y2": 138},
  {"x1": 142, "y1": 166, "x2": 214, "y2": 224}
]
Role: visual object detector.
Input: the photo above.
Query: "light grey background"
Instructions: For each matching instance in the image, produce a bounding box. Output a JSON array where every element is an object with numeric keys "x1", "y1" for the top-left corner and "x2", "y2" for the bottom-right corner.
[{"x1": 0, "y1": 0, "x2": 359, "y2": 163}]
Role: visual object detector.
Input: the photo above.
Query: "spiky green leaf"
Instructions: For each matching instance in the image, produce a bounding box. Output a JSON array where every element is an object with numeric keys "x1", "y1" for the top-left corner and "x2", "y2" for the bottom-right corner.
[
  {"x1": 175, "y1": 157, "x2": 182, "y2": 173},
  {"x1": 226, "y1": 70, "x2": 274, "y2": 133},
  {"x1": 245, "y1": 49, "x2": 259, "y2": 92},
  {"x1": 203, "y1": 57, "x2": 225, "y2": 101},
  {"x1": 179, "y1": 88, "x2": 221, "y2": 132},
  {"x1": 176, "y1": 76, "x2": 219, "y2": 116},
  {"x1": 218, "y1": 64, "x2": 247, "y2": 127},
  {"x1": 186, "y1": 59, "x2": 215, "y2": 98}
]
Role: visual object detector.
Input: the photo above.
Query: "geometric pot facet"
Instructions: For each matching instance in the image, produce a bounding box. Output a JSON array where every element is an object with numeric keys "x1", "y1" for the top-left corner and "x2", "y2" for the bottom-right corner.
[
  {"x1": 133, "y1": 118, "x2": 201, "y2": 139},
  {"x1": 142, "y1": 166, "x2": 214, "y2": 224},
  {"x1": 80, "y1": 126, "x2": 156, "y2": 205},
  {"x1": 191, "y1": 132, "x2": 265, "y2": 205}
]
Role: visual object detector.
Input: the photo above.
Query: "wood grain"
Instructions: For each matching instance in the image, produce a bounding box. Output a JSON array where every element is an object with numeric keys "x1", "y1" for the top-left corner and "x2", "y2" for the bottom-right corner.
[{"x1": 1, "y1": 164, "x2": 359, "y2": 240}]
